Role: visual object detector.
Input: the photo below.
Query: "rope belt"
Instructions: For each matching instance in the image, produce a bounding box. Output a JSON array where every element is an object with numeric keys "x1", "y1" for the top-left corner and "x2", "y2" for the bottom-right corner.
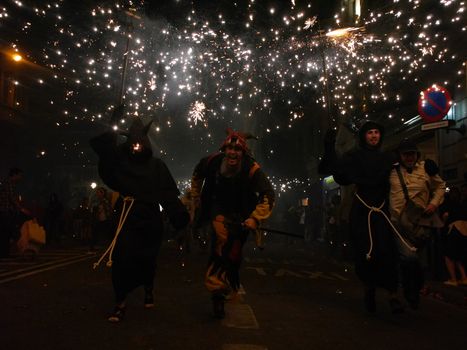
[
  {"x1": 93, "y1": 196, "x2": 135, "y2": 269},
  {"x1": 355, "y1": 193, "x2": 416, "y2": 260}
]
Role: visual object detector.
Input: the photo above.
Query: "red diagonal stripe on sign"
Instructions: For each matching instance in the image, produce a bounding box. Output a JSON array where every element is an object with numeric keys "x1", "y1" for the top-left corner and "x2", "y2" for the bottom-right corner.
[{"x1": 425, "y1": 92, "x2": 449, "y2": 115}]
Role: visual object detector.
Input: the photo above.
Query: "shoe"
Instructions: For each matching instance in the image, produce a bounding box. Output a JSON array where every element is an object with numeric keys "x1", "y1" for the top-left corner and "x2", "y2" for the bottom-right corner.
[
  {"x1": 388, "y1": 298, "x2": 404, "y2": 314},
  {"x1": 212, "y1": 295, "x2": 225, "y2": 319},
  {"x1": 108, "y1": 305, "x2": 125, "y2": 322},
  {"x1": 364, "y1": 287, "x2": 376, "y2": 313},
  {"x1": 458, "y1": 278, "x2": 467, "y2": 286},
  {"x1": 144, "y1": 293, "x2": 155, "y2": 309},
  {"x1": 443, "y1": 279, "x2": 458, "y2": 287}
]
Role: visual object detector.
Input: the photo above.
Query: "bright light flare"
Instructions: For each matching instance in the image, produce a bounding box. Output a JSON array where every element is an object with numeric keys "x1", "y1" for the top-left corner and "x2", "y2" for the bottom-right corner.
[{"x1": 12, "y1": 53, "x2": 23, "y2": 62}]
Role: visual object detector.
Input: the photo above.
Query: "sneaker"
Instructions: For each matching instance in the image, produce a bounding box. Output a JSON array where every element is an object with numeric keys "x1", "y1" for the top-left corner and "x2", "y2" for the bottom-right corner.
[
  {"x1": 458, "y1": 278, "x2": 467, "y2": 286},
  {"x1": 108, "y1": 305, "x2": 125, "y2": 322},
  {"x1": 443, "y1": 279, "x2": 458, "y2": 287},
  {"x1": 144, "y1": 293, "x2": 155, "y2": 309},
  {"x1": 388, "y1": 298, "x2": 404, "y2": 314}
]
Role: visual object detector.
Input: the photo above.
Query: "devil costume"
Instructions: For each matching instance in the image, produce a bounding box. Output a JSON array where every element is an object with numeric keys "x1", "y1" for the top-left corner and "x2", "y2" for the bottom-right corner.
[
  {"x1": 319, "y1": 121, "x2": 405, "y2": 312},
  {"x1": 190, "y1": 129, "x2": 275, "y2": 318},
  {"x1": 90, "y1": 117, "x2": 189, "y2": 321}
]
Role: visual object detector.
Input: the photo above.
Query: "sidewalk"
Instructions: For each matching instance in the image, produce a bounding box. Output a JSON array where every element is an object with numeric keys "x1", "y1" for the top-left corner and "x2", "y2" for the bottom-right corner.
[
  {"x1": 427, "y1": 281, "x2": 467, "y2": 307},
  {"x1": 305, "y1": 240, "x2": 467, "y2": 309}
]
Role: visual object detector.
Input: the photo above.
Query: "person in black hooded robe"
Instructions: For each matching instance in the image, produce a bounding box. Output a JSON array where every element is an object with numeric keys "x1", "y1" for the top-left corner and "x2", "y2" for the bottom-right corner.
[
  {"x1": 90, "y1": 111, "x2": 189, "y2": 322},
  {"x1": 319, "y1": 121, "x2": 407, "y2": 314}
]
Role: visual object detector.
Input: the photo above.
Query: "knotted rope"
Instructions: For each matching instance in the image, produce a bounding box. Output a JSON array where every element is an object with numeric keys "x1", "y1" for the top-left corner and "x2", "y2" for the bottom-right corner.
[
  {"x1": 93, "y1": 196, "x2": 135, "y2": 269},
  {"x1": 355, "y1": 193, "x2": 416, "y2": 260}
]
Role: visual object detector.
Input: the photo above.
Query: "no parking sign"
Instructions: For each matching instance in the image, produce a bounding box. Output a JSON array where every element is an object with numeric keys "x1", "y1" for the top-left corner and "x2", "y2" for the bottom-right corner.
[{"x1": 418, "y1": 85, "x2": 452, "y2": 123}]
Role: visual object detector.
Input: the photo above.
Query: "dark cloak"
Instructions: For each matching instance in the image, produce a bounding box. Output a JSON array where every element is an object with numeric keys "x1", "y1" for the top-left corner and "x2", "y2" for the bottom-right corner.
[
  {"x1": 319, "y1": 122, "x2": 399, "y2": 292},
  {"x1": 90, "y1": 128, "x2": 189, "y2": 302}
]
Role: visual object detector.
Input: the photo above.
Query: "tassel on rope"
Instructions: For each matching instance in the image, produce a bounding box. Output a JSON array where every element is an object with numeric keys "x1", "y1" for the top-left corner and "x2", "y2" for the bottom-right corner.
[
  {"x1": 355, "y1": 193, "x2": 416, "y2": 260},
  {"x1": 93, "y1": 196, "x2": 135, "y2": 269}
]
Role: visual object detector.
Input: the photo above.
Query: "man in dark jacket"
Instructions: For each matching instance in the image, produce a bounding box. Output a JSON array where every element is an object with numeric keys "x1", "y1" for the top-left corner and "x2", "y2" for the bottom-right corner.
[
  {"x1": 319, "y1": 121, "x2": 406, "y2": 314},
  {"x1": 190, "y1": 128, "x2": 275, "y2": 318},
  {"x1": 90, "y1": 111, "x2": 189, "y2": 322}
]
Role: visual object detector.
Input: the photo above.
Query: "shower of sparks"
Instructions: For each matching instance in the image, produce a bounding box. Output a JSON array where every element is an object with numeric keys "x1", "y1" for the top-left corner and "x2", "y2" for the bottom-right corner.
[
  {"x1": 303, "y1": 16, "x2": 317, "y2": 30},
  {"x1": 188, "y1": 100, "x2": 206, "y2": 126},
  {"x1": 2, "y1": 0, "x2": 466, "y2": 163}
]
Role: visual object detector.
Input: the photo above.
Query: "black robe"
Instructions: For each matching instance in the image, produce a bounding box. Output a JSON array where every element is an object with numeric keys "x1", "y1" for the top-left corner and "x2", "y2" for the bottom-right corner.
[
  {"x1": 90, "y1": 131, "x2": 189, "y2": 302},
  {"x1": 321, "y1": 143, "x2": 399, "y2": 292}
]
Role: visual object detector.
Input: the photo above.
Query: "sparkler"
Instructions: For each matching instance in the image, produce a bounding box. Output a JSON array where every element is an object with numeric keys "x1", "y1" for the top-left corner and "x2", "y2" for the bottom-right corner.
[
  {"x1": 188, "y1": 100, "x2": 206, "y2": 126},
  {"x1": 2, "y1": 0, "x2": 465, "y2": 169}
]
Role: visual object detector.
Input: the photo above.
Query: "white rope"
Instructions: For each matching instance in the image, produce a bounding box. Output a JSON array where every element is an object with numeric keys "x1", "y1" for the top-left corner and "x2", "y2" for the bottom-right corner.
[
  {"x1": 93, "y1": 196, "x2": 135, "y2": 269},
  {"x1": 355, "y1": 193, "x2": 416, "y2": 260}
]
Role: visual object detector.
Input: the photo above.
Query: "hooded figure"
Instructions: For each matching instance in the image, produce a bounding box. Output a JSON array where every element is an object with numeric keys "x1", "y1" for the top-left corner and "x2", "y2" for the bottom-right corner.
[
  {"x1": 190, "y1": 128, "x2": 274, "y2": 318},
  {"x1": 90, "y1": 115, "x2": 189, "y2": 322},
  {"x1": 319, "y1": 121, "x2": 405, "y2": 314}
]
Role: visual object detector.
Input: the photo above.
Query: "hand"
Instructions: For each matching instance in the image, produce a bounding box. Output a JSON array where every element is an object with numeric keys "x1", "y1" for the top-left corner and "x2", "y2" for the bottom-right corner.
[
  {"x1": 243, "y1": 218, "x2": 258, "y2": 230},
  {"x1": 424, "y1": 204, "x2": 437, "y2": 215}
]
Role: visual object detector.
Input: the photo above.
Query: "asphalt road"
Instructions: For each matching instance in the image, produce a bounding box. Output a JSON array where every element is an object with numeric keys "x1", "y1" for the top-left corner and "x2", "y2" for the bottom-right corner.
[{"x1": 1, "y1": 239, "x2": 466, "y2": 350}]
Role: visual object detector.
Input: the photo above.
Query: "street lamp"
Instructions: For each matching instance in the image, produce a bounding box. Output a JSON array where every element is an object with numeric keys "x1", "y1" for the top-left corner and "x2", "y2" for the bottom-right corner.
[{"x1": 12, "y1": 53, "x2": 22, "y2": 62}]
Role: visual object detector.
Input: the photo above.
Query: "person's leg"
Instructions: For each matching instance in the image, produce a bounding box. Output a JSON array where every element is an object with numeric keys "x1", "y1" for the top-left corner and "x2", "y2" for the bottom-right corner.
[
  {"x1": 444, "y1": 256, "x2": 458, "y2": 285},
  {"x1": 142, "y1": 260, "x2": 157, "y2": 309},
  {"x1": 456, "y1": 261, "x2": 467, "y2": 280},
  {"x1": 108, "y1": 262, "x2": 129, "y2": 322}
]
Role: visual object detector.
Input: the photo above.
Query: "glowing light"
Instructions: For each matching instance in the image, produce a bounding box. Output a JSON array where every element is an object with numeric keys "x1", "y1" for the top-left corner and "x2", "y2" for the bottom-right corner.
[
  {"x1": 12, "y1": 53, "x2": 22, "y2": 62},
  {"x1": 326, "y1": 27, "x2": 363, "y2": 38}
]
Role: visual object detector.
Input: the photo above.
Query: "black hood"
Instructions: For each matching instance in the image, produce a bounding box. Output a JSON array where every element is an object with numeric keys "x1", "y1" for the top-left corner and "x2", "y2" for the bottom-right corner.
[
  {"x1": 358, "y1": 120, "x2": 384, "y2": 149},
  {"x1": 120, "y1": 118, "x2": 153, "y2": 159}
]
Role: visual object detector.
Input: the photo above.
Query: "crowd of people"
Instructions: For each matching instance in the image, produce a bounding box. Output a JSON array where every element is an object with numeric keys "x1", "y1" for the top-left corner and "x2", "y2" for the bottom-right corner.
[
  {"x1": 1, "y1": 113, "x2": 466, "y2": 322},
  {"x1": 319, "y1": 121, "x2": 467, "y2": 313},
  {"x1": 0, "y1": 171, "x2": 117, "y2": 258}
]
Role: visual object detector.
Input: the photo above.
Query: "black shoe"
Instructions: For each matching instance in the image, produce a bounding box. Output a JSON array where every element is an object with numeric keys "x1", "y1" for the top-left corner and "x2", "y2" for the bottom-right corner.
[
  {"x1": 212, "y1": 296, "x2": 225, "y2": 319},
  {"x1": 388, "y1": 298, "x2": 404, "y2": 314},
  {"x1": 108, "y1": 305, "x2": 126, "y2": 322},
  {"x1": 144, "y1": 293, "x2": 155, "y2": 309},
  {"x1": 364, "y1": 287, "x2": 376, "y2": 313}
]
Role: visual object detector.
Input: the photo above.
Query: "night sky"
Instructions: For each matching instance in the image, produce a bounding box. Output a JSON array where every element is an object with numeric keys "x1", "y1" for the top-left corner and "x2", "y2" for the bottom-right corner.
[{"x1": 0, "y1": 0, "x2": 465, "y2": 206}]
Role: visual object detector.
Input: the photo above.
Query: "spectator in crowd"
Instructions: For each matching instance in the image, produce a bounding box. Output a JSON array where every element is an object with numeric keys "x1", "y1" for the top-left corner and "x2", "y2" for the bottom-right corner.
[
  {"x1": 73, "y1": 197, "x2": 94, "y2": 251},
  {"x1": 0, "y1": 168, "x2": 27, "y2": 258},
  {"x1": 92, "y1": 187, "x2": 113, "y2": 246},
  {"x1": 440, "y1": 187, "x2": 467, "y2": 286},
  {"x1": 389, "y1": 139, "x2": 445, "y2": 309},
  {"x1": 44, "y1": 193, "x2": 64, "y2": 246}
]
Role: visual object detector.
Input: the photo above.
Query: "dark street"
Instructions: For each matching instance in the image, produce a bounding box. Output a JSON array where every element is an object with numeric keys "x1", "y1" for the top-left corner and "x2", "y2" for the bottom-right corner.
[{"x1": 1, "y1": 239, "x2": 466, "y2": 350}]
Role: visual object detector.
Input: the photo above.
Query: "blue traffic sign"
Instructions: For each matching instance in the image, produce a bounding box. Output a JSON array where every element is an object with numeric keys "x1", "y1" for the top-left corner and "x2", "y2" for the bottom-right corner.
[{"x1": 418, "y1": 85, "x2": 452, "y2": 123}]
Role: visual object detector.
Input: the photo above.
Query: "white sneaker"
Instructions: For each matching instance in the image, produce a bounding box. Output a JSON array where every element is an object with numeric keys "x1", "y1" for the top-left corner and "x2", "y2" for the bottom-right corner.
[{"x1": 443, "y1": 279, "x2": 458, "y2": 287}]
